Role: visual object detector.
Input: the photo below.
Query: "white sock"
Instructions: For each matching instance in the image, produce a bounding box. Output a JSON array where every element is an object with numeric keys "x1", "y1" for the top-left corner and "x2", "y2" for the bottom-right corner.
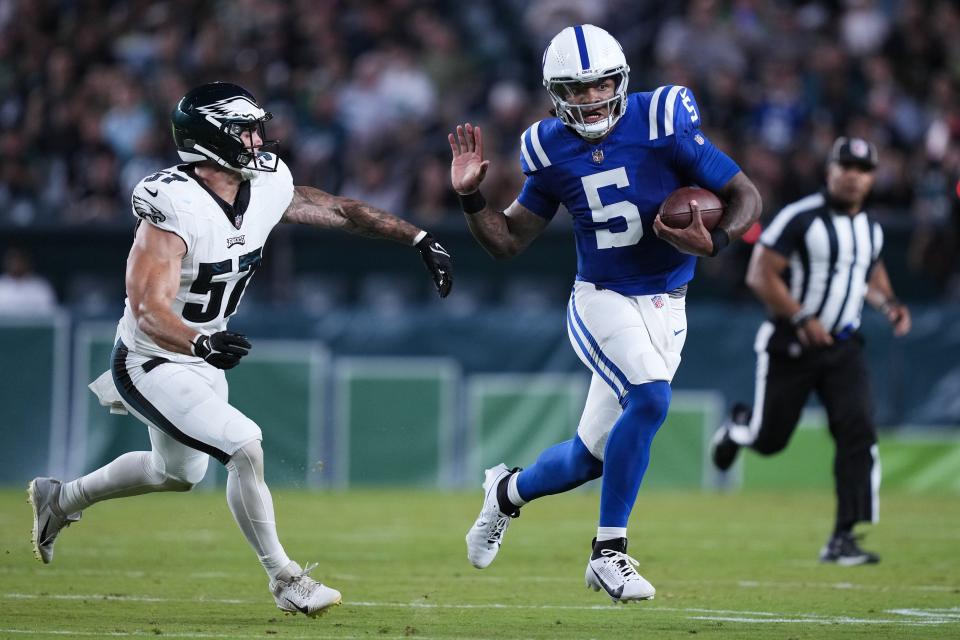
[
  {"x1": 59, "y1": 451, "x2": 171, "y2": 514},
  {"x1": 225, "y1": 443, "x2": 291, "y2": 580},
  {"x1": 596, "y1": 526, "x2": 627, "y2": 542},
  {"x1": 507, "y1": 473, "x2": 527, "y2": 507}
]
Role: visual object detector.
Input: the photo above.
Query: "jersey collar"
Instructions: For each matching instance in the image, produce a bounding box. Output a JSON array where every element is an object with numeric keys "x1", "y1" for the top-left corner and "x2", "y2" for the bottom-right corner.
[{"x1": 182, "y1": 164, "x2": 251, "y2": 230}]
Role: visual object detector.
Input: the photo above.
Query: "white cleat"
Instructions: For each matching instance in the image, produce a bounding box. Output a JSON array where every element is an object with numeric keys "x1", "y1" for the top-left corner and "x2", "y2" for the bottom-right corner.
[
  {"x1": 465, "y1": 463, "x2": 517, "y2": 569},
  {"x1": 27, "y1": 477, "x2": 81, "y2": 564},
  {"x1": 270, "y1": 562, "x2": 341, "y2": 617},
  {"x1": 585, "y1": 542, "x2": 656, "y2": 603}
]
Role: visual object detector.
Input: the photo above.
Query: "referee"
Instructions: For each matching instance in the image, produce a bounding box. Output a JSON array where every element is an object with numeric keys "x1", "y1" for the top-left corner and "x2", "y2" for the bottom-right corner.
[{"x1": 711, "y1": 137, "x2": 911, "y2": 565}]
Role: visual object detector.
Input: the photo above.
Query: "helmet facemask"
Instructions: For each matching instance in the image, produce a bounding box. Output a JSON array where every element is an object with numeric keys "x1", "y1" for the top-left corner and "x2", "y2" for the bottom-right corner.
[
  {"x1": 183, "y1": 115, "x2": 280, "y2": 179},
  {"x1": 222, "y1": 116, "x2": 280, "y2": 176},
  {"x1": 545, "y1": 68, "x2": 629, "y2": 140}
]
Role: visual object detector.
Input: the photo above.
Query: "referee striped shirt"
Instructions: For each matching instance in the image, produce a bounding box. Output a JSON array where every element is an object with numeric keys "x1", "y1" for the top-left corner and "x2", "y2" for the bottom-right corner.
[{"x1": 759, "y1": 191, "x2": 884, "y2": 334}]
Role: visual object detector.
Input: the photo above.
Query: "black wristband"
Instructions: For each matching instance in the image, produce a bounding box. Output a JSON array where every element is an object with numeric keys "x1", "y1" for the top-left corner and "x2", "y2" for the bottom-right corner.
[
  {"x1": 457, "y1": 190, "x2": 487, "y2": 215},
  {"x1": 709, "y1": 228, "x2": 730, "y2": 257}
]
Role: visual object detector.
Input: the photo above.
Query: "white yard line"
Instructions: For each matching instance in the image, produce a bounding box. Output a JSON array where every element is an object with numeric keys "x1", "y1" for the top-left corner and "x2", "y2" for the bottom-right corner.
[
  {"x1": 3, "y1": 566, "x2": 958, "y2": 594},
  {"x1": 736, "y1": 579, "x2": 959, "y2": 593},
  {"x1": 689, "y1": 615, "x2": 947, "y2": 626},
  {"x1": 3, "y1": 592, "x2": 959, "y2": 626},
  {"x1": 888, "y1": 608, "x2": 960, "y2": 619}
]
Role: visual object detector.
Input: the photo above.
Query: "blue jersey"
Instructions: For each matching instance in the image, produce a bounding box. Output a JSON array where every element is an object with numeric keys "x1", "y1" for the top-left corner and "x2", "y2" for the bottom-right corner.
[{"x1": 517, "y1": 87, "x2": 740, "y2": 295}]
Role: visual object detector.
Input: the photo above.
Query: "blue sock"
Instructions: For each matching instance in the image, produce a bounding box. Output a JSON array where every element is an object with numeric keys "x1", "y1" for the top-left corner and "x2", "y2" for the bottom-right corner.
[
  {"x1": 515, "y1": 435, "x2": 603, "y2": 502},
  {"x1": 599, "y1": 381, "x2": 671, "y2": 528}
]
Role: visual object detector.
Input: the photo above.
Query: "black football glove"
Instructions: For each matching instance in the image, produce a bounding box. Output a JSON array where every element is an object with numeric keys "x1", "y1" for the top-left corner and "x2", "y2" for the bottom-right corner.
[
  {"x1": 416, "y1": 234, "x2": 453, "y2": 298},
  {"x1": 192, "y1": 331, "x2": 251, "y2": 370}
]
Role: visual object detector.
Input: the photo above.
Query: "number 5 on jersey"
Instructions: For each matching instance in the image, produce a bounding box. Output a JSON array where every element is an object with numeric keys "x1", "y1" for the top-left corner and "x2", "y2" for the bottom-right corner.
[
  {"x1": 581, "y1": 167, "x2": 643, "y2": 249},
  {"x1": 182, "y1": 248, "x2": 262, "y2": 323}
]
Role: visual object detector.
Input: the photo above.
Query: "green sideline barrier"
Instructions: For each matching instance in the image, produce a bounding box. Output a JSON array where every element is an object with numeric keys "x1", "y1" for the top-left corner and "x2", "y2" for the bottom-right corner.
[
  {"x1": 467, "y1": 381, "x2": 722, "y2": 490},
  {"x1": 70, "y1": 324, "x2": 327, "y2": 488},
  {"x1": 648, "y1": 392, "x2": 724, "y2": 489},
  {"x1": 740, "y1": 410, "x2": 960, "y2": 493},
  {"x1": 4, "y1": 315, "x2": 948, "y2": 492},
  {"x1": 69, "y1": 324, "x2": 152, "y2": 483},
  {"x1": 466, "y1": 374, "x2": 588, "y2": 482},
  {"x1": 880, "y1": 435, "x2": 960, "y2": 493},
  {"x1": 333, "y1": 358, "x2": 459, "y2": 488},
  {"x1": 0, "y1": 315, "x2": 69, "y2": 484},
  {"x1": 220, "y1": 342, "x2": 329, "y2": 488}
]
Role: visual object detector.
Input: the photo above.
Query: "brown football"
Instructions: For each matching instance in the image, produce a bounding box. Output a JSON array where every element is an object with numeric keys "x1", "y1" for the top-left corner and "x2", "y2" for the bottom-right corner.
[{"x1": 657, "y1": 186, "x2": 724, "y2": 230}]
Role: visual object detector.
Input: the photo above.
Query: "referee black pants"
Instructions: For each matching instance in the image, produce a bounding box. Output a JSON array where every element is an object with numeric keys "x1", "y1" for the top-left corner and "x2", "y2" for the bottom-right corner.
[{"x1": 747, "y1": 330, "x2": 879, "y2": 528}]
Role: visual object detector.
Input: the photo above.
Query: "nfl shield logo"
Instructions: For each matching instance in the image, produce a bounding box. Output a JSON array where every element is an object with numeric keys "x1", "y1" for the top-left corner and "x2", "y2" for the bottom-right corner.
[
  {"x1": 652, "y1": 295, "x2": 664, "y2": 309},
  {"x1": 592, "y1": 148, "x2": 604, "y2": 164}
]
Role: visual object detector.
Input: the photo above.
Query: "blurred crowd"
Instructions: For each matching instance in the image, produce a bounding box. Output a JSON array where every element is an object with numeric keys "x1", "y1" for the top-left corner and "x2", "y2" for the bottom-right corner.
[{"x1": 1, "y1": 0, "x2": 959, "y2": 297}]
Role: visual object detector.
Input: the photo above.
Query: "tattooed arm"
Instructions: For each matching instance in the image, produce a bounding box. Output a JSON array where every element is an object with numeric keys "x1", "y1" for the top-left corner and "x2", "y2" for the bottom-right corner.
[
  {"x1": 282, "y1": 186, "x2": 422, "y2": 244},
  {"x1": 463, "y1": 200, "x2": 550, "y2": 260},
  {"x1": 283, "y1": 185, "x2": 454, "y2": 297}
]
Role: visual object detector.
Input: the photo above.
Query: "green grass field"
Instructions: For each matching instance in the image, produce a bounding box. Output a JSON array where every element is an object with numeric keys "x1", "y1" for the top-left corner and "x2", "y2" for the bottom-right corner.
[{"x1": 1, "y1": 488, "x2": 958, "y2": 639}]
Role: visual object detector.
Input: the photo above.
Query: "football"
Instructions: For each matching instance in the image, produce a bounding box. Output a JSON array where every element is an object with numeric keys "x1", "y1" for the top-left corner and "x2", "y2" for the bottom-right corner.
[{"x1": 657, "y1": 186, "x2": 724, "y2": 230}]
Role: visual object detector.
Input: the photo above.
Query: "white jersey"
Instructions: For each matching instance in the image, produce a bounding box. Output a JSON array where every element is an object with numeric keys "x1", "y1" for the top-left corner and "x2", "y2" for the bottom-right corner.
[{"x1": 117, "y1": 158, "x2": 294, "y2": 361}]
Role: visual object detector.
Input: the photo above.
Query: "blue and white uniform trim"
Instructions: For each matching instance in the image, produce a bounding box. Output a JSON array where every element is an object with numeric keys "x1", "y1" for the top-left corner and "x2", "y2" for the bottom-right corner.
[
  {"x1": 566, "y1": 289, "x2": 629, "y2": 403},
  {"x1": 520, "y1": 121, "x2": 552, "y2": 172},
  {"x1": 647, "y1": 85, "x2": 691, "y2": 140},
  {"x1": 573, "y1": 25, "x2": 591, "y2": 70}
]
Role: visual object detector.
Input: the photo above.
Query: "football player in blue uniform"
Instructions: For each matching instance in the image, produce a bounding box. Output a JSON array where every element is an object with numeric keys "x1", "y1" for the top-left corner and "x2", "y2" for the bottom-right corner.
[{"x1": 451, "y1": 25, "x2": 761, "y2": 602}]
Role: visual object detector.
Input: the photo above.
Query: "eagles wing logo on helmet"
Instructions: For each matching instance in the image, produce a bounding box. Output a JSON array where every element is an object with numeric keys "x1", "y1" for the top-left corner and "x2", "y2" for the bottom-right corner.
[
  {"x1": 196, "y1": 96, "x2": 264, "y2": 128},
  {"x1": 133, "y1": 195, "x2": 166, "y2": 224}
]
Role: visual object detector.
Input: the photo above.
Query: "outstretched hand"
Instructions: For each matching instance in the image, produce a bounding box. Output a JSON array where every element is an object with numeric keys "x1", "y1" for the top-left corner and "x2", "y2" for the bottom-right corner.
[
  {"x1": 653, "y1": 199, "x2": 715, "y2": 257},
  {"x1": 449, "y1": 123, "x2": 490, "y2": 195}
]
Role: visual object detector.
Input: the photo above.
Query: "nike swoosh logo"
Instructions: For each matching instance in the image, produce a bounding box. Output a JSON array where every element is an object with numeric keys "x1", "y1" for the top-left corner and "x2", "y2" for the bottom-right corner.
[
  {"x1": 38, "y1": 520, "x2": 50, "y2": 545},
  {"x1": 144, "y1": 187, "x2": 158, "y2": 197},
  {"x1": 674, "y1": 329, "x2": 686, "y2": 336},
  {"x1": 591, "y1": 567, "x2": 624, "y2": 599},
  {"x1": 284, "y1": 598, "x2": 310, "y2": 615},
  {"x1": 431, "y1": 245, "x2": 450, "y2": 257}
]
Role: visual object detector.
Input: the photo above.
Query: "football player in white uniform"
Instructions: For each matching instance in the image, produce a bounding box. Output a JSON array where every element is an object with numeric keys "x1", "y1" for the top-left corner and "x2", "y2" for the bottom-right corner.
[{"x1": 27, "y1": 82, "x2": 454, "y2": 617}]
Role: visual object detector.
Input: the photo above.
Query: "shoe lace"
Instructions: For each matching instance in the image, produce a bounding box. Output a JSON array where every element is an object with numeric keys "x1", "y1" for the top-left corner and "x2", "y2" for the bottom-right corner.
[
  {"x1": 287, "y1": 562, "x2": 320, "y2": 598},
  {"x1": 487, "y1": 515, "x2": 509, "y2": 543},
  {"x1": 600, "y1": 549, "x2": 641, "y2": 581}
]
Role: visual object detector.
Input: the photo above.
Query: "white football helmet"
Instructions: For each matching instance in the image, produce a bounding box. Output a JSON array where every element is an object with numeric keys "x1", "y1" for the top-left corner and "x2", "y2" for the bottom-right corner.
[{"x1": 542, "y1": 25, "x2": 630, "y2": 139}]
